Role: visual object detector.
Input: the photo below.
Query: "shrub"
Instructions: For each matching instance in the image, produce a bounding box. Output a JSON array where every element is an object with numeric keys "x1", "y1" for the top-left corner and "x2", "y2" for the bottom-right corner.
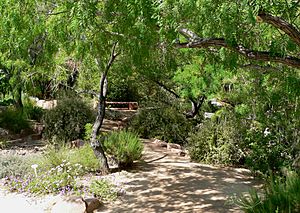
[
  {"x1": 43, "y1": 93, "x2": 94, "y2": 144},
  {"x1": 90, "y1": 179, "x2": 118, "y2": 201},
  {"x1": 23, "y1": 104, "x2": 44, "y2": 122},
  {"x1": 40, "y1": 144, "x2": 100, "y2": 173},
  {"x1": 188, "y1": 110, "x2": 245, "y2": 166},
  {"x1": 104, "y1": 131, "x2": 143, "y2": 168},
  {"x1": 235, "y1": 173, "x2": 300, "y2": 212},
  {"x1": 129, "y1": 106, "x2": 193, "y2": 144},
  {"x1": 0, "y1": 107, "x2": 30, "y2": 134},
  {"x1": 0, "y1": 154, "x2": 36, "y2": 178}
]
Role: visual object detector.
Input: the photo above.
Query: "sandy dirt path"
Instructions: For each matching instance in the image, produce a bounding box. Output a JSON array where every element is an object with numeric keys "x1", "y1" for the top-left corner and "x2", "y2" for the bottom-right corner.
[
  {"x1": 97, "y1": 140, "x2": 261, "y2": 213},
  {"x1": 0, "y1": 138, "x2": 261, "y2": 213}
]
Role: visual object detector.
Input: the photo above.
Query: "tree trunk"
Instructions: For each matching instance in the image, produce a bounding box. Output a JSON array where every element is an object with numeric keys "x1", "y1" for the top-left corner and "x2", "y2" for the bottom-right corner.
[
  {"x1": 90, "y1": 43, "x2": 118, "y2": 174},
  {"x1": 91, "y1": 73, "x2": 109, "y2": 174}
]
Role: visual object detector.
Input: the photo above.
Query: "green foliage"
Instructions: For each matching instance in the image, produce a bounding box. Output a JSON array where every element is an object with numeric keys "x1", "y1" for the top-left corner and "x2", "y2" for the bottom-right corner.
[
  {"x1": 23, "y1": 101, "x2": 44, "y2": 122},
  {"x1": 188, "y1": 110, "x2": 244, "y2": 166},
  {"x1": 104, "y1": 131, "x2": 143, "y2": 168},
  {"x1": 0, "y1": 154, "x2": 35, "y2": 178},
  {"x1": 235, "y1": 174, "x2": 300, "y2": 213},
  {"x1": 84, "y1": 123, "x2": 93, "y2": 141},
  {"x1": 0, "y1": 107, "x2": 30, "y2": 133},
  {"x1": 40, "y1": 145, "x2": 100, "y2": 173},
  {"x1": 43, "y1": 93, "x2": 94, "y2": 144},
  {"x1": 5, "y1": 161, "x2": 81, "y2": 195},
  {"x1": 130, "y1": 106, "x2": 193, "y2": 144},
  {"x1": 90, "y1": 179, "x2": 118, "y2": 201}
]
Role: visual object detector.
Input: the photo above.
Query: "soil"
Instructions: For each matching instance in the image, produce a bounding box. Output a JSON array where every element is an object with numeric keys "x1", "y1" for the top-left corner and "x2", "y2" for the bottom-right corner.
[{"x1": 0, "y1": 115, "x2": 262, "y2": 213}]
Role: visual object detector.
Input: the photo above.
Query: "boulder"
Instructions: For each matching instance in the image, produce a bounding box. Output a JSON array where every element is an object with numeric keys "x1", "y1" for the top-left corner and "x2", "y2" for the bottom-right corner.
[{"x1": 85, "y1": 198, "x2": 102, "y2": 213}]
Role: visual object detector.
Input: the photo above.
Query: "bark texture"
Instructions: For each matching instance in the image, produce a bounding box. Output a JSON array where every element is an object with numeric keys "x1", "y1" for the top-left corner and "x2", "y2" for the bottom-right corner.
[{"x1": 90, "y1": 43, "x2": 118, "y2": 174}]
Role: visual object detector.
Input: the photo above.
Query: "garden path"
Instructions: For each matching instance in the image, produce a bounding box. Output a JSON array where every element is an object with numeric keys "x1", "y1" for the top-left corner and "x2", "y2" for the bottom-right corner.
[
  {"x1": 97, "y1": 139, "x2": 261, "y2": 213},
  {"x1": 0, "y1": 115, "x2": 261, "y2": 212}
]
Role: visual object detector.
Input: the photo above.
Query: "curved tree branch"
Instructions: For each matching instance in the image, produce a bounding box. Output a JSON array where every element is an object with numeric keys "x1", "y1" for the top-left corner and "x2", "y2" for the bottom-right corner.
[
  {"x1": 176, "y1": 28, "x2": 300, "y2": 68},
  {"x1": 258, "y1": 11, "x2": 300, "y2": 47}
]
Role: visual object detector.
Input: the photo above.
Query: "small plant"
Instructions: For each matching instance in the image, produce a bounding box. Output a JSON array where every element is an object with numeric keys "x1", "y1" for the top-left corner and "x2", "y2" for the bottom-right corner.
[
  {"x1": 40, "y1": 144, "x2": 100, "y2": 173},
  {"x1": 104, "y1": 131, "x2": 143, "y2": 168},
  {"x1": 4, "y1": 161, "x2": 81, "y2": 195},
  {"x1": 235, "y1": 173, "x2": 300, "y2": 212},
  {"x1": 0, "y1": 107, "x2": 30, "y2": 134},
  {"x1": 90, "y1": 179, "x2": 118, "y2": 201},
  {"x1": 43, "y1": 92, "x2": 94, "y2": 144},
  {"x1": 0, "y1": 154, "x2": 36, "y2": 178},
  {"x1": 0, "y1": 139, "x2": 9, "y2": 149}
]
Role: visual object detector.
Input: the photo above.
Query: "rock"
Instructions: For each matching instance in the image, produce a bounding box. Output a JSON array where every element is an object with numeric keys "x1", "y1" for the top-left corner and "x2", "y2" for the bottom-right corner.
[
  {"x1": 153, "y1": 139, "x2": 167, "y2": 148},
  {"x1": 47, "y1": 196, "x2": 87, "y2": 213},
  {"x1": 85, "y1": 198, "x2": 102, "y2": 213},
  {"x1": 0, "y1": 128, "x2": 9, "y2": 137},
  {"x1": 71, "y1": 139, "x2": 85, "y2": 148},
  {"x1": 167, "y1": 143, "x2": 181, "y2": 150}
]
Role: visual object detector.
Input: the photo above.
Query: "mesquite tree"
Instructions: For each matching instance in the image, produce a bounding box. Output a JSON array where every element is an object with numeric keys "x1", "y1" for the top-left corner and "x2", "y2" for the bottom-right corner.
[{"x1": 45, "y1": 0, "x2": 161, "y2": 172}]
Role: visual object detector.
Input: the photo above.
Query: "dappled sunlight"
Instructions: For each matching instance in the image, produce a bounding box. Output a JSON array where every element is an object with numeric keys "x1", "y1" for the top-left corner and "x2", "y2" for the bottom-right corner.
[{"x1": 98, "y1": 140, "x2": 262, "y2": 213}]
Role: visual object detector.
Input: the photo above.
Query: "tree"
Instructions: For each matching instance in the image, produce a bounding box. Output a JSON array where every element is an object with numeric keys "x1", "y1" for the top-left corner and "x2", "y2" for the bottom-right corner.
[{"x1": 45, "y1": 0, "x2": 161, "y2": 173}]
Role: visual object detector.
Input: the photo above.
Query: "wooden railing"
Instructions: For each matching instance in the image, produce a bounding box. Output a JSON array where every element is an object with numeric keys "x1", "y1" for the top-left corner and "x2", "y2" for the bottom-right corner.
[{"x1": 106, "y1": 102, "x2": 138, "y2": 110}]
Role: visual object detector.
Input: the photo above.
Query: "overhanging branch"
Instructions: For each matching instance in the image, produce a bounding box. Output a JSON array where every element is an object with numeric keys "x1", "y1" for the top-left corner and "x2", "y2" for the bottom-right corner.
[
  {"x1": 258, "y1": 11, "x2": 300, "y2": 47},
  {"x1": 176, "y1": 28, "x2": 300, "y2": 68}
]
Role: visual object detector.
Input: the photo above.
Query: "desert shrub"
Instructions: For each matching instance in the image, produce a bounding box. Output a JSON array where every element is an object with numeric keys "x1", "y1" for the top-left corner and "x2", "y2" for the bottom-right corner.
[
  {"x1": 129, "y1": 107, "x2": 193, "y2": 144},
  {"x1": 104, "y1": 131, "x2": 143, "y2": 168},
  {"x1": 90, "y1": 179, "x2": 118, "y2": 200},
  {"x1": 188, "y1": 110, "x2": 245, "y2": 166},
  {"x1": 0, "y1": 107, "x2": 30, "y2": 133},
  {"x1": 0, "y1": 154, "x2": 36, "y2": 178},
  {"x1": 40, "y1": 144, "x2": 100, "y2": 173},
  {"x1": 43, "y1": 93, "x2": 94, "y2": 144},
  {"x1": 235, "y1": 173, "x2": 300, "y2": 213}
]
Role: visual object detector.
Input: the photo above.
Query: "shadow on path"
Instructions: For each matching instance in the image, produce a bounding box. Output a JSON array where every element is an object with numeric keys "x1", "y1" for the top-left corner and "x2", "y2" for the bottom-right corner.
[{"x1": 99, "y1": 139, "x2": 262, "y2": 213}]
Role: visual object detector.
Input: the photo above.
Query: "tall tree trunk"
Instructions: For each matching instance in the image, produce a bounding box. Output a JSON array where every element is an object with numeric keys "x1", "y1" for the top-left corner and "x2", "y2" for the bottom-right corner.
[
  {"x1": 91, "y1": 73, "x2": 109, "y2": 174},
  {"x1": 90, "y1": 43, "x2": 118, "y2": 174}
]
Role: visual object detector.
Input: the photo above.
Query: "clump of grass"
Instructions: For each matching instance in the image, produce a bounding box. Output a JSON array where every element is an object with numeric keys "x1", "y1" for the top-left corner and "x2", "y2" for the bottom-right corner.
[
  {"x1": 104, "y1": 130, "x2": 143, "y2": 168},
  {"x1": 235, "y1": 173, "x2": 300, "y2": 212}
]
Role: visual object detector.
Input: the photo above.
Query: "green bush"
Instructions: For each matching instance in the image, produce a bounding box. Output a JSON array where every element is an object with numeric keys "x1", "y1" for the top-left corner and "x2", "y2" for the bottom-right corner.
[
  {"x1": 104, "y1": 131, "x2": 143, "y2": 168},
  {"x1": 235, "y1": 174, "x2": 300, "y2": 213},
  {"x1": 40, "y1": 144, "x2": 100, "y2": 173},
  {"x1": 188, "y1": 110, "x2": 245, "y2": 166},
  {"x1": 24, "y1": 104, "x2": 44, "y2": 122},
  {"x1": 0, "y1": 154, "x2": 36, "y2": 178},
  {"x1": 0, "y1": 107, "x2": 30, "y2": 134},
  {"x1": 129, "y1": 107, "x2": 193, "y2": 144},
  {"x1": 90, "y1": 179, "x2": 118, "y2": 201},
  {"x1": 43, "y1": 94, "x2": 94, "y2": 144}
]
